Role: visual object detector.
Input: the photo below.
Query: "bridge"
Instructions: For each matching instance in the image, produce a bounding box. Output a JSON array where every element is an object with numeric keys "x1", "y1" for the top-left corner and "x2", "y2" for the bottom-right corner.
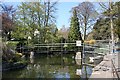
[
  {"x1": 16, "y1": 42, "x2": 98, "y2": 54},
  {"x1": 33, "y1": 43, "x2": 80, "y2": 54}
]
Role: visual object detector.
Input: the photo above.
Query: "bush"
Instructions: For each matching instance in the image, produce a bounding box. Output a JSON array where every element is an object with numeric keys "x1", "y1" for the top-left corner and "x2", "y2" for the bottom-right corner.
[{"x1": 6, "y1": 41, "x2": 19, "y2": 49}]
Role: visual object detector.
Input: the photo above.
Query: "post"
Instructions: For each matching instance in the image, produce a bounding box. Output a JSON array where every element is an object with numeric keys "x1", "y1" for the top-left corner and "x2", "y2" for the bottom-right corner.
[
  {"x1": 82, "y1": 42, "x2": 85, "y2": 64},
  {"x1": 76, "y1": 41, "x2": 82, "y2": 65},
  {"x1": 109, "y1": 0, "x2": 115, "y2": 54}
]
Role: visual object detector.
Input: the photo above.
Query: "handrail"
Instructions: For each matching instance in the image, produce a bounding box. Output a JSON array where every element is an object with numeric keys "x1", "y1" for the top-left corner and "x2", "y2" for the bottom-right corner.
[
  {"x1": 34, "y1": 43, "x2": 98, "y2": 48},
  {"x1": 111, "y1": 59, "x2": 119, "y2": 79},
  {"x1": 35, "y1": 43, "x2": 76, "y2": 45}
]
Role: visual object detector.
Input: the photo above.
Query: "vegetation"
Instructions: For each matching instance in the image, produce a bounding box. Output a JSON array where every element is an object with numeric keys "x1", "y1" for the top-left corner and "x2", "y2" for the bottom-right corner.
[
  {"x1": 2, "y1": 1, "x2": 119, "y2": 44},
  {"x1": 68, "y1": 9, "x2": 82, "y2": 42},
  {"x1": 115, "y1": 2, "x2": 120, "y2": 39},
  {"x1": 10, "y1": 2, "x2": 58, "y2": 44},
  {"x1": 2, "y1": 43, "x2": 27, "y2": 70},
  {"x1": 87, "y1": 1, "x2": 120, "y2": 40},
  {"x1": 87, "y1": 18, "x2": 111, "y2": 40},
  {"x1": 1, "y1": 1, "x2": 120, "y2": 73},
  {"x1": 0, "y1": 4, "x2": 16, "y2": 41},
  {"x1": 75, "y1": 2, "x2": 98, "y2": 40}
]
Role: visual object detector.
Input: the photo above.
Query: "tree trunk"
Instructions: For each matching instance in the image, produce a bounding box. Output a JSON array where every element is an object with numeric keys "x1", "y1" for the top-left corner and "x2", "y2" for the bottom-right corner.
[{"x1": 109, "y1": 0, "x2": 115, "y2": 54}]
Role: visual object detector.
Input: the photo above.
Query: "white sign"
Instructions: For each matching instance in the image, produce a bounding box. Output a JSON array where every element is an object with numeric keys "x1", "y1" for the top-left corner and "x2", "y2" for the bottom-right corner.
[{"x1": 76, "y1": 40, "x2": 81, "y2": 46}]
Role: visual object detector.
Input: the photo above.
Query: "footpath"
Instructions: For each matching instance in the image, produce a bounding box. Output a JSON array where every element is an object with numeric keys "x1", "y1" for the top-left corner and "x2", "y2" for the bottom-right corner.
[{"x1": 89, "y1": 53, "x2": 120, "y2": 78}]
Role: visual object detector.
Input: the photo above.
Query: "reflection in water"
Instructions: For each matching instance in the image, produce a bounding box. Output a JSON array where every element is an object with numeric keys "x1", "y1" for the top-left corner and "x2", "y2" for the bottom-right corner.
[
  {"x1": 81, "y1": 66, "x2": 93, "y2": 78},
  {"x1": 30, "y1": 51, "x2": 34, "y2": 64},
  {"x1": 54, "y1": 72, "x2": 70, "y2": 78},
  {"x1": 76, "y1": 69, "x2": 81, "y2": 76},
  {"x1": 75, "y1": 59, "x2": 81, "y2": 65},
  {"x1": 3, "y1": 53, "x2": 93, "y2": 78},
  {"x1": 30, "y1": 57, "x2": 34, "y2": 64},
  {"x1": 75, "y1": 52, "x2": 81, "y2": 59},
  {"x1": 54, "y1": 66, "x2": 70, "y2": 78},
  {"x1": 30, "y1": 51, "x2": 34, "y2": 59},
  {"x1": 75, "y1": 52, "x2": 82, "y2": 65}
]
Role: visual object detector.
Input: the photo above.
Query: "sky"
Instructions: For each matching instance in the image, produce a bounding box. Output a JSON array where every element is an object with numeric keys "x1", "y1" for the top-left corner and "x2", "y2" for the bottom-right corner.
[
  {"x1": 2, "y1": 2, "x2": 79, "y2": 29},
  {"x1": 56, "y1": 2, "x2": 104, "y2": 28},
  {"x1": 1, "y1": 1, "x2": 110, "y2": 29},
  {"x1": 56, "y1": 2, "x2": 79, "y2": 28}
]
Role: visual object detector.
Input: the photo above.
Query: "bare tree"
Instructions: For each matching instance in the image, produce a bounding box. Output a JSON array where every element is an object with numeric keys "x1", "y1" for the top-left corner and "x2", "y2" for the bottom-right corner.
[
  {"x1": 43, "y1": 0, "x2": 57, "y2": 27},
  {"x1": 0, "y1": 4, "x2": 16, "y2": 40},
  {"x1": 75, "y1": 2, "x2": 98, "y2": 40},
  {"x1": 74, "y1": 2, "x2": 98, "y2": 77},
  {"x1": 43, "y1": 0, "x2": 57, "y2": 43}
]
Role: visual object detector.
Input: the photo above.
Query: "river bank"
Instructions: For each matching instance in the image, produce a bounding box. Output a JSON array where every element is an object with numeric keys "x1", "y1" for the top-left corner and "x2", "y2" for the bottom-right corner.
[
  {"x1": 2, "y1": 43, "x2": 28, "y2": 72},
  {"x1": 2, "y1": 61, "x2": 27, "y2": 71},
  {"x1": 89, "y1": 53, "x2": 120, "y2": 78}
]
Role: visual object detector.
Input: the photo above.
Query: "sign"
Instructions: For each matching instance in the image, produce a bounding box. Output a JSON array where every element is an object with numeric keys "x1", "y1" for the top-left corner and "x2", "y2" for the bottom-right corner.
[{"x1": 76, "y1": 40, "x2": 81, "y2": 46}]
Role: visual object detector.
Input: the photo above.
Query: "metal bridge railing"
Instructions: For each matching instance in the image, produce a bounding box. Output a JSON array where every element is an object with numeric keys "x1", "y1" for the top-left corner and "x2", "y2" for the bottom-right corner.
[{"x1": 111, "y1": 59, "x2": 120, "y2": 79}]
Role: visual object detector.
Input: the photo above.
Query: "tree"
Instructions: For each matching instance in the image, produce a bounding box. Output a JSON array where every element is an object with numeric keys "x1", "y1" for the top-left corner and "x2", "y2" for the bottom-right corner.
[
  {"x1": 44, "y1": 24, "x2": 58, "y2": 43},
  {"x1": 43, "y1": 0, "x2": 57, "y2": 43},
  {"x1": 88, "y1": 18, "x2": 111, "y2": 40},
  {"x1": 115, "y1": 20, "x2": 120, "y2": 39},
  {"x1": 75, "y1": 2, "x2": 97, "y2": 40},
  {"x1": 74, "y1": 2, "x2": 97, "y2": 77},
  {"x1": 14, "y1": 1, "x2": 57, "y2": 43},
  {"x1": 68, "y1": 9, "x2": 82, "y2": 42},
  {"x1": 58, "y1": 25, "x2": 69, "y2": 40},
  {"x1": 114, "y1": 2, "x2": 120, "y2": 39},
  {"x1": 87, "y1": 1, "x2": 120, "y2": 40},
  {"x1": 99, "y1": 1, "x2": 120, "y2": 53},
  {"x1": 0, "y1": 4, "x2": 16, "y2": 40},
  {"x1": 16, "y1": 2, "x2": 43, "y2": 42}
]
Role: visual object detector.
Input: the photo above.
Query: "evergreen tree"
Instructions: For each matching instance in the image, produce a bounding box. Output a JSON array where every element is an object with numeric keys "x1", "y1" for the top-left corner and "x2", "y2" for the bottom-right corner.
[
  {"x1": 88, "y1": 1, "x2": 120, "y2": 40},
  {"x1": 115, "y1": 2, "x2": 120, "y2": 39},
  {"x1": 68, "y1": 9, "x2": 82, "y2": 42}
]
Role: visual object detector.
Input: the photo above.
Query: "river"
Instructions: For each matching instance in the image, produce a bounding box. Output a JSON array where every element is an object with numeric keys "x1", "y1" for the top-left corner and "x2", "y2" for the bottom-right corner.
[{"x1": 2, "y1": 53, "x2": 93, "y2": 78}]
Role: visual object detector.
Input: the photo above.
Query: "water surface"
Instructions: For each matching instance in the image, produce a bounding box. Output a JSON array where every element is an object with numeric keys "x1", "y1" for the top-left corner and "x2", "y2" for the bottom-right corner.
[{"x1": 3, "y1": 53, "x2": 92, "y2": 78}]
